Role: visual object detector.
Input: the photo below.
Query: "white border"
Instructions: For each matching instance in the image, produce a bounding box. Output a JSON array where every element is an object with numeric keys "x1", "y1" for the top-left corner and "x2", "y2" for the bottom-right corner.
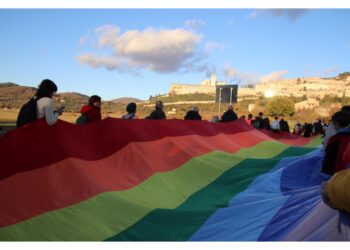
[{"x1": 1, "y1": 0, "x2": 350, "y2": 8}]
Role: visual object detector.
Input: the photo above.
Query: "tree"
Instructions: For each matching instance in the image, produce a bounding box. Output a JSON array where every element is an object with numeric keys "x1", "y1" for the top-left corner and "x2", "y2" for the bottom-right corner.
[
  {"x1": 338, "y1": 72, "x2": 350, "y2": 80},
  {"x1": 265, "y1": 96, "x2": 295, "y2": 117}
]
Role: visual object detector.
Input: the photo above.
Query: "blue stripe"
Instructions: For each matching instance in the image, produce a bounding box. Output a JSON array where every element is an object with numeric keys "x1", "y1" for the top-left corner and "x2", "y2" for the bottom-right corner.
[
  {"x1": 191, "y1": 163, "x2": 287, "y2": 241},
  {"x1": 258, "y1": 149, "x2": 330, "y2": 240}
]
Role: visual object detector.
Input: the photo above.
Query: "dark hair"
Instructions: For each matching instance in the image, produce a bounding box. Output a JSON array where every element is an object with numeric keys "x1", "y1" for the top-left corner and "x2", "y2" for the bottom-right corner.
[
  {"x1": 248, "y1": 114, "x2": 253, "y2": 119},
  {"x1": 332, "y1": 111, "x2": 350, "y2": 128},
  {"x1": 36, "y1": 79, "x2": 57, "y2": 99},
  {"x1": 126, "y1": 102, "x2": 137, "y2": 113},
  {"x1": 259, "y1": 112, "x2": 263, "y2": 116},
  {"x1": 156, "y1": 100, "x2": 163, "y2": 110},
  {"x1": 88, "y1": 95, "x2": 101, "y2": 105},
  {"x1": 341, "y1": 105, "x2": 350, "y2": 113}
]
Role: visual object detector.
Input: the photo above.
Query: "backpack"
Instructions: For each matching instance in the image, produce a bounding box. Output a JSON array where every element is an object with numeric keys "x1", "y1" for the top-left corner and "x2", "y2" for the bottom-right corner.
[
  {"x1": 76, "y1": 114, "x2": 88, "y2": 125},
  {"x1": 16, "y1": 98, "x2": 38, "y2": 128}
]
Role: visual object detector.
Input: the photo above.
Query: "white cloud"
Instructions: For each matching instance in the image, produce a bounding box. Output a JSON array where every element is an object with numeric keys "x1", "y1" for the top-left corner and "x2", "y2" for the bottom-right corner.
[
  {"x1": 223, "y1": 65, "x2": 260, "y2": 85},
  {"x1": 95, "y1": 25, "x2": 121, "y2": 47},
  {"x1": 259, "y1": 70, "x2": 289, "y2": 82},
  {"x1": 76, "y1": 53, "x2": 121, "y2": 70},
  {"x1": 76, "y1": 25, "x2": 204, "y2": 73},
  {"x1": 205, "y1": 42, "x2": 223, "y2": 51},
  {"x1": 302, "y1": 64, "x2": 340, "y2": 77},
  {"x1": 223, "y1": 65, "x2": 288, "y2": 85},
  {"x1": 184, "y1": 19, "x2": 206, "y2": 29},
  {"x1": 318, "y1": 66, "x2": 341, "y2": 77},
  {"x1": 249, "y1": 9, "x2": 309, "y2": 21}
]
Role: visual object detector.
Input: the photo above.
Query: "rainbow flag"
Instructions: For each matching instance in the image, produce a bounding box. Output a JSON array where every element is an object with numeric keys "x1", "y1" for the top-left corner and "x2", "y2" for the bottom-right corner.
[{"x1": 0, "y1": 118, "x2": 349, "y2": 241}]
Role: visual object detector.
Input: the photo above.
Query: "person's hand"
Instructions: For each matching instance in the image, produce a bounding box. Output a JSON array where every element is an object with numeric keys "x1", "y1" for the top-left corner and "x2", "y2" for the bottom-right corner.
[{"x1": 56, "y1": 107, "x2": 65, "y2": 115}]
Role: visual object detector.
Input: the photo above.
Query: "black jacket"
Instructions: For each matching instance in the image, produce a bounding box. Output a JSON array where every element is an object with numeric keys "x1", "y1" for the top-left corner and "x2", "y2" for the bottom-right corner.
[
  {"x1": 146, "y1": 109, "x2": 166, "y2": 120},
  {"x1": 220, "y1": 110, "x2": 238, "y2": 123},
  {"x1": 184, "y1": 111, "x2": 202, "y2": 120}
]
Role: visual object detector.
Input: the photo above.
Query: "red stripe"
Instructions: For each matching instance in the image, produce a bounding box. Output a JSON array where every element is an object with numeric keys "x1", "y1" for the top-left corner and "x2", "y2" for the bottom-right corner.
[
  {"x1": 0, "y1": 118, "x2": 311, "y2": 181},
  {"x1": 0, "y1": 127, "x2": 311, "y2": 228},
  {"x1": 0, "y1": 118, "x2": 252, "y2": 180}
]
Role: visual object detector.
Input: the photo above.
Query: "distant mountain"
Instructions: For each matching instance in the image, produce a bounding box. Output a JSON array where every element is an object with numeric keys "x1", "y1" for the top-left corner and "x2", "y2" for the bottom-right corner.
[
  {"x1": 0, "y1": 83, "x2": 144, "y2": 112},
  {"x1": 0, "y1": 83, "x2": 89, "y2": 111},
  {"x1": 0, "y1": 82, "x2": 19, "y2": 88},
  {"x1": 0, "y1": 83, "x2": 37, "y2": 108},
  {"x1": 111, "y1": 97, "x2": 144, "y2": 104}
]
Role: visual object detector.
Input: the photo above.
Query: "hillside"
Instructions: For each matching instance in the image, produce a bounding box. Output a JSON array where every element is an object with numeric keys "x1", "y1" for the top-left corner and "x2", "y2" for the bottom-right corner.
[
  {"x1": 111, "y1": 97, "x2": 144, "y2": 104},
  {"x1": 0, "y1": 84, "x2": 36, "y2": 108},
  {"x1": 0, "y1": 82, "x2": 19, "y2": 88},
  {"x1": 0, "y1": 83, "x2": 90, "y2": 111}
]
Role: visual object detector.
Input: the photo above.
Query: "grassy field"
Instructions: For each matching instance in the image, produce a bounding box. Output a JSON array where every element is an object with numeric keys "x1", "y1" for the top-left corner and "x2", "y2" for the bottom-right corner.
[
  {"x1": 0, "y1": 109, "x2": 82, "y2": 131},
  {"x1": 0, "y1": 109, "x2": 132, "y2": 131}
]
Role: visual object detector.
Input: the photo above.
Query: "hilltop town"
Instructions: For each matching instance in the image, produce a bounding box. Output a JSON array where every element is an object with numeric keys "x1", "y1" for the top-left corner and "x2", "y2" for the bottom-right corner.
[{"x1": 169, "y1": 73, "x2": 350, "y2": 100}]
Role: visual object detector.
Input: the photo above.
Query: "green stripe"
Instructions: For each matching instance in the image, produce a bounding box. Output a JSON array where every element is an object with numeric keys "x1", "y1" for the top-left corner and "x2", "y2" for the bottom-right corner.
[
  {"x1": 0, "y1": 141, "x2": 312, "y2": 241},
  {"x1": 107, "y1": 146, "x2": 315, "y2": 241},
  {"x1": 304, "y1": 135, "x2": 322, "y2": 148}
]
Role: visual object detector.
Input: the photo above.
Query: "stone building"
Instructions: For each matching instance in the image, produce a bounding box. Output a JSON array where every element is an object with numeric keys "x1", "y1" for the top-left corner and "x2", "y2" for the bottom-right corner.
[
  {"x1": 169, "y1": 74, "x2": 225, "y2": 95},
  {"x1": 294, "y1": 98, "x2": 320, "y2": 111}
]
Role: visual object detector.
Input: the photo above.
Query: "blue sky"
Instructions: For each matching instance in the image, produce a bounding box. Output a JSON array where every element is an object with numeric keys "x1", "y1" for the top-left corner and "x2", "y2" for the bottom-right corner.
[{"x1": 0, "y1": 9, "x2": 350, "y2": 100}]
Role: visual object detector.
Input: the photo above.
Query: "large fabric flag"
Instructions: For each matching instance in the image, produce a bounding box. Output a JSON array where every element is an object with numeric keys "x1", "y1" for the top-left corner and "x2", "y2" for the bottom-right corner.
[{"x1": 0, "y1": 118, "x2": 349, "y2": 241}]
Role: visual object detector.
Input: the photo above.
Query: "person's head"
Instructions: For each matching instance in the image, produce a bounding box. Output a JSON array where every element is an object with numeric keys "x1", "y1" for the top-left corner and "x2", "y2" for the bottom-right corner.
[
  {"x1": 259, "y1": 112, "x2": 263, "y2": 117},
  {"x1": 155, "y1": 101, "x2": 163, "y2": 110},
  {"x1": 211, "y1": 115, "x2": 219, "y2": 122},
  {"x1": 241, "y1": 115, "x2": 246, "y2": 119},
  {"x1": 331, "y1": 111, "x2": 350, "y2": 131},
  {"x1": 36, "y1": 79, "x2": 57, "y2": 98},
  {"x1": 126, "y1": 102, "x2": 137, "y2": 114},
  {"x1": 274, "y1": 116, "x2": 278, "y2": 120},
  {"x1": 88, "y1": 95, "x2": 102, "y2": 108},
  {"x1": 228, "y1": 105, "x2": 233, "y2": 111},
  {"x1": 248, "y1": 114, "x2": 253, "y2": 119},
  {"x1": 192, "y1": 106, "x2": 199, "y2": 113},
  {"x1": 341, "y1": 105, "x2": 350, "y2": 113}
]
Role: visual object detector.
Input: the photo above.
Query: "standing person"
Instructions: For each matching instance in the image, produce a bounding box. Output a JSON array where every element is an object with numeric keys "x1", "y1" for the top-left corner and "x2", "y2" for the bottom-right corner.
[
  {"x1": 263, "y1": 117, "x2": 271, "y2": 130},
  {"x1": 211, "y1": 115, "x2": 219, "y2": 123},
  {"x1": 146, "y1": 101, "x2": 166, "y2": 120},
  {"x1": 220, "y1": 105, "x2": 238, "y2": 123},
  {"x1": 17, "y1": 79, "x2": 64, "y2": 127},
  {"x1": 321, "y1": 111, "x2": 350, "y2": 175},
  {"x1": 252, "y1": 112, "x2": 264, "y2": 129},
  {"x1": 293, "y1": 123, "x2": 302, "y2": 135},
  {"x1": 184, "y1": 106, "x2": 202, "y2": 120},
  {"x1": 280, "y1": 118, "x2": 290, "y2": 133},
  {"x1": 36, "y1": 79, "x2": 64, "y2": 126},
  {"x1": 122, "y1": 102, "x2": 138, "y2": 119},
  {"x1": 323, "y1": 106, "x2": 350, "y2": 148},
  {"x1": 77, "y1": 95, "x2": 102, "y2": 124},
  {"x1": 313, "y1": 119, "x2": 324, "y2": 135},
  {"x1": 302, "y1": 123, "x2": 313, "y2": 137},
  {"x1": 271, "y1": 116, "x2": 280, "y2": 132},
  {"x1": 246, "y1": 114, "x2": 253, "y2": 125}
]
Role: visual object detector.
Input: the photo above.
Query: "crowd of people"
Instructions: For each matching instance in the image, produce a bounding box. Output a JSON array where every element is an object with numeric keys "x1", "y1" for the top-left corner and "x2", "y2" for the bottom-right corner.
[
  {"x1": 3, "y1": 79, "x2": 350, "y2": 213},
  {"x1": 8, "y1": 79, "x2": 333, "y2": 136}
]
